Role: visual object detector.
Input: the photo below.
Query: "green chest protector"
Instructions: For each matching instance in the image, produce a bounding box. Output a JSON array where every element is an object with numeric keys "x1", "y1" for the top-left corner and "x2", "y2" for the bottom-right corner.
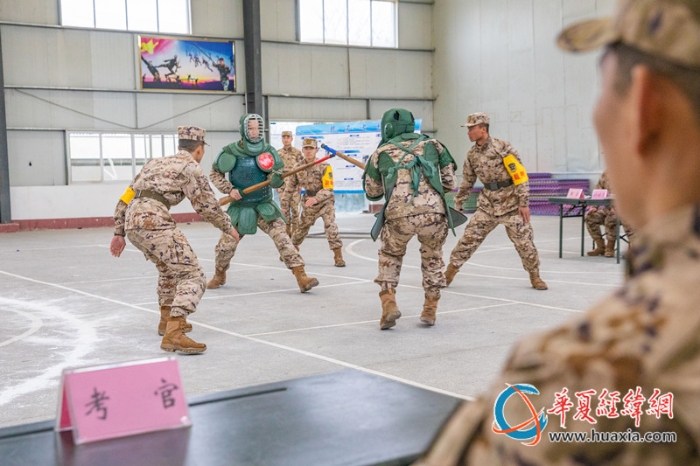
[{"x1": 364, "y1": 136, "x2": 467, "y2": 241}]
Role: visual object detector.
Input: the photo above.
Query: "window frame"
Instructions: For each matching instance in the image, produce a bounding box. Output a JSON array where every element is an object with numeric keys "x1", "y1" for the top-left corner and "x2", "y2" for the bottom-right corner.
[
  {"x1": 58, "y1": 0, "x2": 192, "y2": 35},
  {"x1": 298, "y1": 0, "x2": 398, "y2": 48},
  {"x1": 66, "y1": 131, "x2": 179, "y2": 184}
]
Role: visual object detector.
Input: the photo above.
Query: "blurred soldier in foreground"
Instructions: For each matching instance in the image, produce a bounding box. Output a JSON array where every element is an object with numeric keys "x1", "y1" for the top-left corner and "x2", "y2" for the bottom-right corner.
[
  {"x1": 446, "y1": 112, "x2": 547, "y2": 290},
  {"x1": 417, "y1": 0, "x2": 700, "y2": 464},
  {"x1": 207, "y1": 114, "x2": 319, "y2": 293},
  {"x1": 586, "y1": 170, "x2": 635, "y2": 257},
  {"x1": 110, "y1": 126, "x2": 239, "y2": 354},
  {"x1": 363, "y1": 108, "x2": 457, "y2": 329},
  {"x1": 283, "y1": 137, "x2": 345, "y2": 267}
]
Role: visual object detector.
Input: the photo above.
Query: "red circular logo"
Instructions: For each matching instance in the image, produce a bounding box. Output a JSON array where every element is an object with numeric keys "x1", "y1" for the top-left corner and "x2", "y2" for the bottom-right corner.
[{"x1": 258, "y1": 152, "x2": 274, "y2": 170}]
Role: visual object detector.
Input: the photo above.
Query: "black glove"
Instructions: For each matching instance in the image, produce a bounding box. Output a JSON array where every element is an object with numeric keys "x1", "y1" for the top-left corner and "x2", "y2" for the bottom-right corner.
[{"x1": 270, "y1": 172, "x2": 284, "y2": 189}]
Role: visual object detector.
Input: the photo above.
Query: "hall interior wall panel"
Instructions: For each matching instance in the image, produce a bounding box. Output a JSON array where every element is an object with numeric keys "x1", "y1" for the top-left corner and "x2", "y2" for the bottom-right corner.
[
  {"x1": 0, "y1": 0, "x2": 57, "y2": 25},
  {"x1": 135, "y1": 93, "x2": 245, "y2": 132},
  {"x1": 368, "y1": 99, "x2": 433, "y2": 131},
  {"x1": 268, "y1": 96, "x2": 366, "y2": 122},
  {"x1": 5, "y1": 89, "x2": 136, "y2": 130},
  {"x1": 7, "y1": 130, "x2": 66, "y2": 187},
  {"x1": 348, "y1": 48, "x2": 432, "y2": 99},
  {"x1": 260, "y1": 0, "x2": 296, "y2": 42},
  {"x1": 191, "y1": 0, "x2": 245, "y2": 38},
  {"x1": 262, "y1": 42, "x2": 349, "y2": 97},
  {"x1": 398, "y1": 2, "x2": 433, "y2": 50},
  {"x1": 1, "y1": 26, "x2": 135, "y2": 90}
]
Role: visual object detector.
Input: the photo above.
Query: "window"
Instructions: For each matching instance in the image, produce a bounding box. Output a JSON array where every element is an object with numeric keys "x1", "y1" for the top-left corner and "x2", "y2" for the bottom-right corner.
[
  {"x1": 68, "y1": 132, "x2": 177, "y2": 183},
  {"x1": 60, "y1": 0, "x2": 190, "y2": 34},
  {"x1": 299, "y1": 0, "x2": 397, "y2": 47}
]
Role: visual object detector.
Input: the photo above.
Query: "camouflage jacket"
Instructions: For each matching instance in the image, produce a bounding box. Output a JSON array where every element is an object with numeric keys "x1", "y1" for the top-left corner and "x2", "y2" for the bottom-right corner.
[
  {"x1": 417, "y1": 204, "x2": 700, "y2": 466},
  {"x1": 278, "y1": 146, "x2": 303, "y2": 174},
  {"x1": 113, "y1": 150, "x2": 231, "y2": 235},
  {"x1": 282, "y1": 159, "x2": 334, "y2": 205},
  {"x1": 454, "y1": 137, "x2": 529, "y2": 216},
  {"x1": 364, "y1": 138, "x2": 456, "y2": 221},
  {"x1": 596, "y1": 170, "x2": 611, "y2": 192}
]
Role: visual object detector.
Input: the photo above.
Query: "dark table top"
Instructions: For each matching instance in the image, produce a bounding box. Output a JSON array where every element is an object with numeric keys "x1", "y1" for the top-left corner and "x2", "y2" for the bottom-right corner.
[
  {"x1": 0, "y1": 369, "x2": 461, "y2": 466},
  {"x1": 548, "y1": 196, "x2": 614, "y2": 206}
]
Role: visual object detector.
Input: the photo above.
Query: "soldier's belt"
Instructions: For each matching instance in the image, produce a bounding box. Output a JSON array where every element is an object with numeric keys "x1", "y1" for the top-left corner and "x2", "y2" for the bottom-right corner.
[
  {"x1": 305, "y1": 190, "x2": 318, "y2": 197},
  {"x1": 134, "y1": 190, "x2": 171, "y2": 209},
  {"x1": 483, "y1": 179, "x2": 514, "y2": 191}
]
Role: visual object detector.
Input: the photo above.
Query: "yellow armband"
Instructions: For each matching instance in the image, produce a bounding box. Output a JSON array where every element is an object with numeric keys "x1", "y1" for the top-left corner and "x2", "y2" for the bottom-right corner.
[
  {"x1": 503, "y1": 154, "x2": 528, "y2": 185},
  {"x1": 322, "y1": 166, "x2": 334, "y2": 190},
  {"x1": 119, "y1": 187, "x2": 136, "y2": 204}
]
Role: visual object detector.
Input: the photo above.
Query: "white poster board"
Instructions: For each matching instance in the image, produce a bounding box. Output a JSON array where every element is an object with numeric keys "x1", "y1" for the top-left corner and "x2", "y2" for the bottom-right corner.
[{"x1": 295, "y1": 119, "x2": 422, "y2": 193}]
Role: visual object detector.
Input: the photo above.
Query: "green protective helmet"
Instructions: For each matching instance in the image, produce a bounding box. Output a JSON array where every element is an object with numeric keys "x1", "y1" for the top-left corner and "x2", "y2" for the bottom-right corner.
[{"x1": 380, "y1": 108, "x2": 415, "y2": 143}]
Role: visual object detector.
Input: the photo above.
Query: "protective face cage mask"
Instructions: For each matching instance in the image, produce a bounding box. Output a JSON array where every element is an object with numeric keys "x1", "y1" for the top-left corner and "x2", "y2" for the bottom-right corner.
[{"x1": 244, "y1": 114, "x2": 264, "y2": 144}]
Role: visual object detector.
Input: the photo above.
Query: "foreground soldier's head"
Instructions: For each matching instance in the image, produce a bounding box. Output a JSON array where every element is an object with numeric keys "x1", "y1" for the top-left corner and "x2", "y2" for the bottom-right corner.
[
  {"x1": 379, "y1": 108, "x2": 416, "y2": 146},
  {"x1": 558, "y1": 0, "x2": 700, "y2": 229},
  {"x1": 302, "y1": 137, "x2": 318, "y2": 162},
  {"x1": 177, "y1": 125, "x2": 207, "y2": 163}
]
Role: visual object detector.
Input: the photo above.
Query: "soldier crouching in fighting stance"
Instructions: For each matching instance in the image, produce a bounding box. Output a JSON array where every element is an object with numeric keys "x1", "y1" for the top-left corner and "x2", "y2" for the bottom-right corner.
[
  {"x1": 206, "y1": 114, "x2": 319, "y2": 292},
  {"x1": 363, "y1": 108, "x2": 458, "y2": 329},
  {"x1": 110, "y1": 126, "x2": 239, "y2": 354}
]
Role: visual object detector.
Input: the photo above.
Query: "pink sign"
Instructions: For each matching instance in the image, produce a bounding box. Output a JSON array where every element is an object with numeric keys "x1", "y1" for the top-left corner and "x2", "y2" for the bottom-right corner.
[
  {"x1": 55, "y1": 357, "x2": 190, "y2": 444},
  {"x1": 566, "y1": 188, "x2": 584, "y2": 199},
  {"x1": 591, "y1": 189, "x2": 609, "y2": 199}
]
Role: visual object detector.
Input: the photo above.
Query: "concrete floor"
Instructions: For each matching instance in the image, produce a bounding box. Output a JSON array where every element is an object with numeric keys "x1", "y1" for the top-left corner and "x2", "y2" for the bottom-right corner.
[{"x1": 0, "y1": 213, "x2": 627, "y2": 429}]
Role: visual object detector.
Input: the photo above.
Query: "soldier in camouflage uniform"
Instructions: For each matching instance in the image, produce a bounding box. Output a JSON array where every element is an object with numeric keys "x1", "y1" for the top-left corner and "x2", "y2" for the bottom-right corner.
[
  {"x1": 586, "y1": 170, "x2": 635, "y2": 257},
  {"x1": 363, "y1": 108, "x2": 457, "y2": 329},
  {"x1": 206, "y1": 114, "x2": 319, "y2": 293},
  {"x1": 417, "y1": 1, "x2": 700, "y2": 464},
  {"x1": 445, "y1": 113, "x2": 547, "y2": 290},
  {"x1": 283, "y1": 138, "x2": 345, "y2": 267},
  {"x1": 277, "y1": 131, "x2": 303, "y2": 238},
  {"x1": 110, "y1": 126, "x2": 239, "y2": 354}
]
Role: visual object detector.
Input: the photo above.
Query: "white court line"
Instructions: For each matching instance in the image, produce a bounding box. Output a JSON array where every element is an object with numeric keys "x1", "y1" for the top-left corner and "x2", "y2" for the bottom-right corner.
[
  {"x1": 0, "y1": 269, "x2": 472, "y2": 401},
  {"x1": 345, "y1": 240, "x2": 587, "y2": 314},
  {"x1": 133, "y1": 280, "x2": 371, "y2": 306},
  {"x1": 246, "y1": 302, "x2": 514, "y2": 337},
  {"x1": 0, "y1": 307, "x2": 43, "y2": 348}
]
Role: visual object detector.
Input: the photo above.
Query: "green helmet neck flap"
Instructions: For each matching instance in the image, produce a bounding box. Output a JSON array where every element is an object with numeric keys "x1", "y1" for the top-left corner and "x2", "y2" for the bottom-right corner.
[{"x1": 379, "y1": 108, "x2": 416, "y2": 147}]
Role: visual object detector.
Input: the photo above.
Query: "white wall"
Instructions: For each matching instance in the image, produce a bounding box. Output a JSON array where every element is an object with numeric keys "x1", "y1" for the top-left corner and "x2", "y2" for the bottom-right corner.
[{"x1": 433, "y1": 0, "x2": 615, "y2": 173}]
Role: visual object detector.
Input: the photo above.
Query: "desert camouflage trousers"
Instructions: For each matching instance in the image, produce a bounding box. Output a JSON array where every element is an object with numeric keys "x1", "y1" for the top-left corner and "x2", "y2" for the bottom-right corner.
[
  {"x1": 278, "y1": 184, "x2": 300, "y2": 228},
  {"x1": 376, "y1": 213, "x2": 449, "y2": 299},
  {"x1": 450, "y1": 208, "x2": 540, "y2": 273},
  {"x1": 127, "y1": 227, "x2": 205, "y2": 317},
  {"x1": 585, "y1": 206, "x2": 635, "y2": 242},
  {"x1": 214, "y1": 217, "x2": 304, "y2": 271},
  {"x1": 292, "y1": 199, "x2": 342, "y2": 250}
]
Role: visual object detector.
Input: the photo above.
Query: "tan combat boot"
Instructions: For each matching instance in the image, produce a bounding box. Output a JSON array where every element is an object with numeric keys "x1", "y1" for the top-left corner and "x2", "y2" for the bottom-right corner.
[
  {"x1": 604, "y1": 240, "x2": 615, "y2": 258},
  {"x1": 333, "y1": 248, "x2": 346, "y2": 267},
  {"x1": 206, "y1": 268, "x2": 227, "y2": 289},
  {"x1": 160, "y1": 316, "x2": 206, "y2": 354},
  {"x1": 445, "y1": 263, "x2": 459, "y2": 286},
  {"x1": 529, "y1": 272, "x2": 548, "y2": 290},
  {"x1": 291, "y1": 266, "x2": 319, "y2": 293},
  {"x1": 379, "y1": 289, "x2": 401, "y2": 330},
  {"x1": 587, "y1": 238, "x2": 606, "y2": 256},
  {"x1": 158, "y1": 306, "x2": 191, "y2": 336},
  {"x1": 420, "y1": 295, "x2": 439, "y2": 326}
]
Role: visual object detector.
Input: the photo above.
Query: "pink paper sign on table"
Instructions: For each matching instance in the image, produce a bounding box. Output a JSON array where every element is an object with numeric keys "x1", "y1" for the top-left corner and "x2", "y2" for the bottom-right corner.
[
  {"x1": 566, "y1": 188, "x2": 585, "y2": 199},
  {"x1": 591, "y1": 189, "x2": 609, "y2": 199},
  {"x1": 56, "y1": 357, "x2": 190, "y2": 444}
]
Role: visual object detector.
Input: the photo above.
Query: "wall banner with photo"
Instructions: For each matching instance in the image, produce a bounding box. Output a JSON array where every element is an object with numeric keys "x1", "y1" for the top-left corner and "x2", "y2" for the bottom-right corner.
[{"x1": 138, "y1": 35, "x2": 235, "y2": 92}]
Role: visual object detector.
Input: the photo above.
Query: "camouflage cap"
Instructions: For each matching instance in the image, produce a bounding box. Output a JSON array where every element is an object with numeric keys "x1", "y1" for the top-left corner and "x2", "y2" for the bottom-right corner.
[
  {"x1": 557, "y1": 0, "x2": 700, "y2": 68},
  {"x1": 302, "y1": 138, "x2": 318, "y2": 148},
  {"x1": 461, "y1": 113, "x2": 490, "y2": 128},
  {"x1": 281, "y1": 131, "x2": 293, "y2": 137},
  {"x1": 177, "y1": 126, "x2": 209, "y2": 145}
]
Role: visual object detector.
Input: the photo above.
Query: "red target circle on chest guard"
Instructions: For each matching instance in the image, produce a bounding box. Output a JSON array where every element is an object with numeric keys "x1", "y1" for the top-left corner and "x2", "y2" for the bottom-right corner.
[{"x1": 257, "y1": 152, "x2": 274, "y2": 170}]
